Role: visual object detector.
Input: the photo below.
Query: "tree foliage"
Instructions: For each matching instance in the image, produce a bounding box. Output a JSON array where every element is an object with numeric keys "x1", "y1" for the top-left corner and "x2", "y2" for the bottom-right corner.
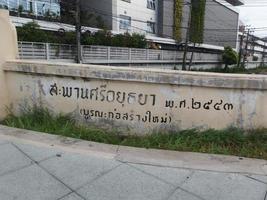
[
  {"x1": 17, "y1": 22, "x2": 53, "y2": 43},
  {"x1": 189, "y1": 0, "x2": 206, "y2": 43},
  {"x1": 174, "y1": 0, "x2": 183, "y2": 41},
  {"x1": 17, "y1": 22, "x2": 147, "y2": 48},
  {"x1": 222, "y1": 46, "x2": 238, "y2": 68}
]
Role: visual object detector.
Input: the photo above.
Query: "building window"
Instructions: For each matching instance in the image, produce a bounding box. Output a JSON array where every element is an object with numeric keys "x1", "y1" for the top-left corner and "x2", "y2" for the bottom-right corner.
[
  {"x1": 147, "y1": 0, "x2": 155, "y2": 10},
  {"x1": 119, "y1": 15, "x2": 131, "y2": 31},
  {"x1": 147, "y1": 21, "x2": 155, "y2": 34},
  {"x1": 121, "y1": 0, "x2": 131, "y2": 2},
  {"x1": 0, "y1": 0, "x2": 60, "y2": 16}
]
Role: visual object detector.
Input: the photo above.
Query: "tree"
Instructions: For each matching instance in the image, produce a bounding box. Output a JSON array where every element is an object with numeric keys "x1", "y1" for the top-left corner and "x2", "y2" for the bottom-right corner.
[{"x1": 222, "y1": 46, "x2": 238, "y2": 69}]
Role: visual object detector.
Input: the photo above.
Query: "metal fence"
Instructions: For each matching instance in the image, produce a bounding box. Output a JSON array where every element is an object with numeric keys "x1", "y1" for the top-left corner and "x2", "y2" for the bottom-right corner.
[
  {"x1": 18, "y1": 42, "x2": 76, "y2": 61},
  {"x1": 18, "y1": 41, "x2": 222, "y2": 64}
]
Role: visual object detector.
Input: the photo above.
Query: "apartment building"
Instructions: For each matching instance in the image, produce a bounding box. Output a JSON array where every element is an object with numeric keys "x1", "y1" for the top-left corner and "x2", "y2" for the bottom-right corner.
[
  {"x1": 82, "y1": 0, "x2": 244, "y2": 48},
  {"x1": 159, "y1": 0, "x2": 244, "y2": 48},
  {"x1": 81, "y1": 0, "x2": 158, "y2": 36},
  {"x1": 0, "y1": 0, "x2": 60, "y2": 17}
]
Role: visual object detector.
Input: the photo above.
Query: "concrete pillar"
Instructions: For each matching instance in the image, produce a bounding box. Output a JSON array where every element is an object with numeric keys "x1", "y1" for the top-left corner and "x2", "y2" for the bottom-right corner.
[{"x1": 0, "y1": 10, "x2": 18, "y2": 120}]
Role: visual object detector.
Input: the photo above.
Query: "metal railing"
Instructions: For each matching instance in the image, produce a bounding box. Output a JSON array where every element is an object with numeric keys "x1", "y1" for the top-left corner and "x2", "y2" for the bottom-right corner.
[{"x1": 18, "y1": 41, "x2": 222, "y2": 64}]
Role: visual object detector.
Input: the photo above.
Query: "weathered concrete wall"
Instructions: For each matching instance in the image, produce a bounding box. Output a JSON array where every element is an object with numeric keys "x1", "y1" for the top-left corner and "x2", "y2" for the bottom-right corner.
[
  {"x1": 0, "y1": 10, "x2": 18, "y2": 120},
  {"x1": 3, "y1": 60, "x2": 267, "y2": 134},
  {"x1": 1, "y1": 10, "x2": 267, "y2": 135}
]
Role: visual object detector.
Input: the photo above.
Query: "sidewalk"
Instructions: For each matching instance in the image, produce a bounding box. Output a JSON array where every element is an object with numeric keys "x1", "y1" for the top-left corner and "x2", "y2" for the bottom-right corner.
[{"x1": 0, "y1": 125, "x2": 267, "y2": 200}]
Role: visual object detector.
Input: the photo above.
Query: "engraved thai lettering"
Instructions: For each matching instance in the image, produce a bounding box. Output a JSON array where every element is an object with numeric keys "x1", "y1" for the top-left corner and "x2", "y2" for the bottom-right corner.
[
  {"x1": 115, "y1": 112, "x2": 121, "y2": 119},
  {"x1": 165, "y1": 100, "x2": 174, "y2": 108},
  {"x1": 168, "y1": 116, "x2": 172, "y2": 123},
  {"x1": 108, "y1": 111, "x2": 114, "y2": 119},
  {"x1": 79, "y1": 108, "x2": 172, "y2": 124},
  {"x1": 203, "y1": 100, "x2": 213, "y2": 110},
  {"x1": 150, "y1": 94, "x2": 156, "y2": 106},
  {"x1": 90, "y1": 110, "x2": 94, "y2": 117},
  {"x1": 81, "y1": 88, "x2": 89, "y2": 99},
  {"x1": 224, "y1": 103, "x2": 234, "y2": 110},
  {"x1": 129, "y1": 114, "x2": 134, "y2": 121},
  {"x1": 80, "y1": 109, "x2": 90, "y2": 120},
  {"x1": 95, "y1": 110, "x2": 103, "y2": 118},
  {"x1": 179, "y1": 100, "x2": 186, "y2": 108},
  {"x1": 192, "y1": 98, "x2": 201, "y2": 109},
  {"x1": 138, "y1": 94, "x2": 148, "y2": 106},
  {"x1": 49, "y1": 83, "x2": 58, "y2": 96},
  {"x1": 62, "y1": 87, "x2": 72, "y2": 97},
  {"x1": 107, "y1": 90, "x2": 115, "y2": 102},
  {"x1": 142, "y1": 111, "x2": 152, "y2": 122},
  {"x1": 116, "y1": 92, "x2": 126, "y2": 104},
  {"x1": 90, "y1": 87, "x2": 99, "y2": 101},
  {"x1": 214, "y1": 100, "x2": 223, "y2": 110},
  {"x1": 74, "y1": 87, "x2": 80, "y2": 99},
  {"x1": 161, "y1": 114, "x2": 168, "y2": 123},
  {"x1": 99, "y1": 85, "x2": 107, "y2": 101},
  {"x1": 152, "y1": 116, "x2": 159, "y2": 123},
  {"x1": 122, "y1": 113, "x2": 128, "y2": 120},
  {"x1": 128, "y1": 93, "x2": 136, "y2": 104}
]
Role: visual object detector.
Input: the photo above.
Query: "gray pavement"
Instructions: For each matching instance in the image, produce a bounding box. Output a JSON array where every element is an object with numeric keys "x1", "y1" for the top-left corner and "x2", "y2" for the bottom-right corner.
[{"x1": 0, "y1": 125, "x2": 267, "y2": 200}]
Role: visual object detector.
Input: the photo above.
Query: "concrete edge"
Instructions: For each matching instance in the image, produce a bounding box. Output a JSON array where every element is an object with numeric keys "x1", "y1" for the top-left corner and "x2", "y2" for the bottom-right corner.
[
  {"x1": 0, "y1": 124, "x2": 267, "y2": 175},
  {"x1": 4, "y1": 60, "x2": 267, "y2": 90}
]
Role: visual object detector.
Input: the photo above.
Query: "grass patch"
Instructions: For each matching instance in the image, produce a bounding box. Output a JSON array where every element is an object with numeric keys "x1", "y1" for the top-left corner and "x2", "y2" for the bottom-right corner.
[{"x1": 2, "y1": 107, "x2": 267, "y2": 160}]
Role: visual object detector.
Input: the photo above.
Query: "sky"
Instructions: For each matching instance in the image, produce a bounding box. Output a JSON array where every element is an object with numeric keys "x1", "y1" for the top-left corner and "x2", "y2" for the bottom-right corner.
[{"x1": 238, "y1": 0, "x2": 267, "y2": 37}]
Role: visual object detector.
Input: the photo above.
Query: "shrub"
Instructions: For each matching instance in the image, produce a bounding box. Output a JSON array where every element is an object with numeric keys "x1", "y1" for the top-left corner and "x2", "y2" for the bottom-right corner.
[
  {"x1": 17, "y1": 22, "x2": 147, "y2": 48},
  {"x1": 222, "y1": 46, "x2": 238, "y2": 69}
]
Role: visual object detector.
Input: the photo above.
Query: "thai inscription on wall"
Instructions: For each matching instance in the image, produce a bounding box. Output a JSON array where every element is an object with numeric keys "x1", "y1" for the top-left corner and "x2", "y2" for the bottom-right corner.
[{"x1": 48, "y1": 81, "x2": 234, "y2": 128}]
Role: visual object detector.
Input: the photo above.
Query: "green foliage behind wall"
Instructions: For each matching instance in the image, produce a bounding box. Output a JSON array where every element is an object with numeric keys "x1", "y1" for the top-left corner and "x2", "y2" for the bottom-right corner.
[
  {"x1": 174, "y1": 0, "x2": 183, "y2": 41},
  {"x1": 189, "y1": 0, "x2": 206, "y2": 43}
]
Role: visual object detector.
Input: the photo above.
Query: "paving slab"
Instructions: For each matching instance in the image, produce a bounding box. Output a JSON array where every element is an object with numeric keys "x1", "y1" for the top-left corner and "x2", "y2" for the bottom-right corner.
[
  {"x1": 0, "y1": 125, "x2": 118, "y2": 159},
  {"x1": 40, "y1": 151, "x2": 120, "y2": 189},
  {"x1": 180, "y1": 170, "x2": 267, "y2": 200},
  {"x1": 77, "y1": 164, "x2": 175, "y2": 200},
  {"x1": 0, "y1": 140, "x2": 9, "y2": 145},
  {"x1": 59, "y1": 192, "x2": 84, "y2": 200},
  {"x1": 246, "y1": 174, "x2": 267, "y2": 184},
  {"x1": 14, "y1": 142, "x2": 63, "y2": 162},
  {"x1": 0, "y1": 143, "x2": 32, "y2": 176},
  {"x1": 0, "y1": 164, "x2": 70, "y2": 200},
  {"x1": 117, "y1": 146, "x2": 267, "y2": 175},
  {"x1": 129, "y1": 163, "x2": 193, "y2": 186},
  {"x1": 168, "y1": 189, "x2": 203, "y2": 200}
]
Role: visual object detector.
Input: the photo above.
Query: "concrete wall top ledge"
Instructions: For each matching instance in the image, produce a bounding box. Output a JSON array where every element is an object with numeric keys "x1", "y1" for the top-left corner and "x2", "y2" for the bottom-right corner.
[{"x1": 4, "y1": 60, "x2": 267, "y2": 90}]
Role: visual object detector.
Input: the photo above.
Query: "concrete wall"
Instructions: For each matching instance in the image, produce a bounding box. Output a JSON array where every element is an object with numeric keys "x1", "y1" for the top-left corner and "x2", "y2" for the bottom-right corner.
[
  {"x1": 1, "y1": 10, "x2": 267, "y2": 135},
  {"x1": 0, "y1": 10, "x2": 18, "y2": 120},
  {"x1": 3, "y1": 61, "x2": 267, "y2": 135}
]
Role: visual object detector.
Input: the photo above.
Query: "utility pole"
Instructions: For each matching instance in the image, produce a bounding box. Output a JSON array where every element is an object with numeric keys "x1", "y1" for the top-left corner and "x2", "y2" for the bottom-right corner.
[
  {"x1": 182, "y1": 1, "x2": 192, "y2": 71},
  {"x1": 237, "y1": 31, "x2": 245, "y2": 68},
  {"x1": 75, "y1": 0, "x2": 82, "y2": 63},
  {"x1": 242, "y1": 29, "x2": 250, "y2": 68}
]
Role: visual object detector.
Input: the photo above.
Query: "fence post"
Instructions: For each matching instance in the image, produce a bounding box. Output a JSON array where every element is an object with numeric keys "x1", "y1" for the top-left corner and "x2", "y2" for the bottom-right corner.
[
  {"x1": 161, "y1": 50, "x2": 164, "y2": 60},
  {"x1": 128, "y1": 48, "x2": 131, "y2": 60},
  {"x1": 81, "y1": 45, "x2": 83, "y2": 63},
  {"x1": 146, "y1": 49, "x2": 149, "y2": 60},
  {"x1": 46, "y1": 43, "x2": 50, "y2": 60},
  {"x1": 107, "y1": 47, "x2": 110, "y2": 61}
]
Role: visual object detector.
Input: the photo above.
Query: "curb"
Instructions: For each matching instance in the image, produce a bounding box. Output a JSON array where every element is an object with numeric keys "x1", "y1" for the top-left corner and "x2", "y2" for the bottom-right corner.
[{"x1": 0, "y1": 125, "x2": 267, "y2": 175}]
